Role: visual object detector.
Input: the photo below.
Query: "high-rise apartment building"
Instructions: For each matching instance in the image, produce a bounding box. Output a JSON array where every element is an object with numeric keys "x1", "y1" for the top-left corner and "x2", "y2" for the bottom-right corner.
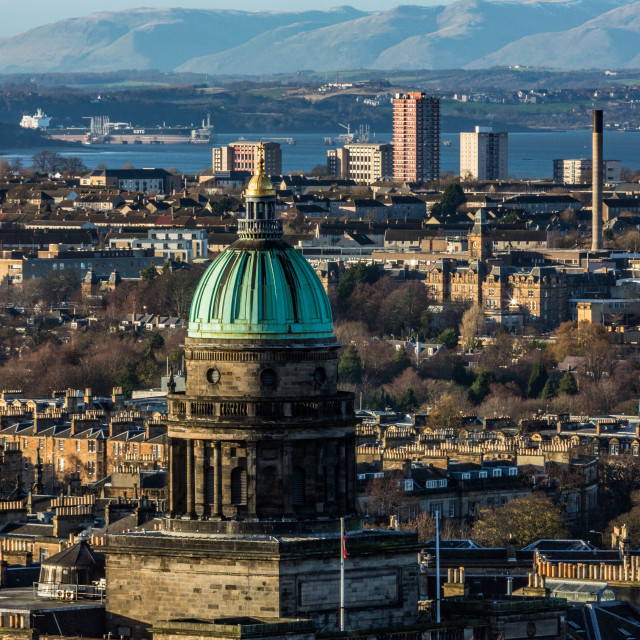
[
  {"x1": 327, "y1": 142, "x2": 393, "y2": 182},
  {"x1": 553, "y1": 158, "x2": 622, "y2": 184},
  {"x1": 212, "y1": 141, "x2": 282, "y2": 176},
  {"x1": 460, "y1": 126, "x2": 508, "y2": 181},
  {"x1": 392, "y1": 92, "x2": 440, "y2": 183}
]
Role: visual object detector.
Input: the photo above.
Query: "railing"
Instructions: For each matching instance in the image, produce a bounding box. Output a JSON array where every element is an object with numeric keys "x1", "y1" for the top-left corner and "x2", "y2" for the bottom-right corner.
[
  {"x1": 169, "y1": 395, "x2": 354, "y2": 421},
  {"x1": 34, "y1": 582, "x2": 105, "y2": 601},
  {"x1": 238, "y1": 218, "x2": 283, "y2": 238}
]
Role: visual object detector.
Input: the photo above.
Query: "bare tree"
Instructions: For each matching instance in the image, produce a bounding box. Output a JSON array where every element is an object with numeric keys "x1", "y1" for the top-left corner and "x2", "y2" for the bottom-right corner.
[{"x1": 459, "y1": 305, "x2": 485, "y2": 350}]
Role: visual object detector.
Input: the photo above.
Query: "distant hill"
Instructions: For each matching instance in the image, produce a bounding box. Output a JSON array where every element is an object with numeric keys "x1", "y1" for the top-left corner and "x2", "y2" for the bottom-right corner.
[{"x1": 0, "y1": 0, "x2": 637, "y2": 73}]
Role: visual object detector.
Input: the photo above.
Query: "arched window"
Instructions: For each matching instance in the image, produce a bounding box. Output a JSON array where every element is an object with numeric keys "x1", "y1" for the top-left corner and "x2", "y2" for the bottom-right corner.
[
  {"x1": 292, "y1": 466, "x2": 305, "y2": 506},
  {"x1": 231, "y1": 467, "x2": 247, "y2": 505}
]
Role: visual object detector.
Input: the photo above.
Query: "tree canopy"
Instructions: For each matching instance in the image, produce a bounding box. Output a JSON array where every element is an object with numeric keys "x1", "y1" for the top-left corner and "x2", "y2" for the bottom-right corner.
[
  {"x1": 338, "y1": 344, "x2": 363, "y2": 385},
  {"x1": 527, "y1": 362, "x2": 548, "y2": 399},
  {"x1": 472, "y1": 493, "x2": 569, "y2": 548},
  {"x1": 430, "y1": 182, "x2": 466, "y2": 217}
]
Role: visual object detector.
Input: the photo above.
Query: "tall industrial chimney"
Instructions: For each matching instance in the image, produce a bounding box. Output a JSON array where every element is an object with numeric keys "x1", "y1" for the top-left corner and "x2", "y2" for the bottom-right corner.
[{"x1": 591, "y1": 109, "x2": 603, "y2": 251}]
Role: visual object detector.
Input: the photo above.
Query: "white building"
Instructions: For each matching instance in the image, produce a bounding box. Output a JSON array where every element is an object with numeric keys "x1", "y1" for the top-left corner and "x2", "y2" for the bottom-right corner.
[
  {"x1": 20, "y1": 109, "x2": 51, "y2": 129},
  {"x1": 553, "y1": 158, "x2": 622, "y2": 185},
  {"x1": 109, "y1": 229, "x2": 208, "y2": 262},
  {"x1": 460, "y1": 126, "x2": 508, "y2": 181}
]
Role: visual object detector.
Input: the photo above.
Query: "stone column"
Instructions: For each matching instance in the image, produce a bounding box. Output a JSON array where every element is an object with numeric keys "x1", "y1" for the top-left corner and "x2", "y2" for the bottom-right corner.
[
  {"x1": 185, "y1": 439, "x2": 195, "y2": 518},
  {"x1": 246, "y1": 441, "x2": 257, "y2": 518},
  {"x1": 316, "y1": 443, "x2": 325, "y2": 515},
  {"x1": 194, "y1": 440, "x2": 205, "y2": 519},
  {"x1": 338, "y1": 440, "x2": 347, "y2": 515},
  {"x1": 346, "y1": 435, "x2": 356, "y2": 513},
  {"x1": 168, "y1": 438, "x2": 176, "y2": 515},
  {"x1": 283, "y1": 441, "x2": 293, "y2": 516},
  {"x1": 213, "y1": 441, "x2": 222, "y2": 518}
]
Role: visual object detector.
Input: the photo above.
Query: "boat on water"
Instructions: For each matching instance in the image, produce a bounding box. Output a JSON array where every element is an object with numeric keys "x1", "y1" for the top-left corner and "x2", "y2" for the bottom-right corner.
[
  {"x1": 443, "y1": 139, "x2": 452, "y2": 147},
  {"x1": 20, "y1": 108, "x2": 51, "y2": 129},
  {"x1": 324, "y1": 124, "x2": 372, "y2": 146},
  {"x1": 44, "y1": 114, "x2": 215, "y2": 146}
]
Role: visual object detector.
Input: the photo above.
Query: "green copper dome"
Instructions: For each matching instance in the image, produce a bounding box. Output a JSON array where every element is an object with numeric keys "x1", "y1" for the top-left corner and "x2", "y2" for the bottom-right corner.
[{"x1": 188, "y1": 240, "x2": 335, "y2": 342}]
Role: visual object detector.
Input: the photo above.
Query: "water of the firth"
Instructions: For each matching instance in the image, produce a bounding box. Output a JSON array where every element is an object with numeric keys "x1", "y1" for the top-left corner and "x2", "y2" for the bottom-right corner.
[{"x1": 3, "y1": 130, "x2": 640, "y2": 178}]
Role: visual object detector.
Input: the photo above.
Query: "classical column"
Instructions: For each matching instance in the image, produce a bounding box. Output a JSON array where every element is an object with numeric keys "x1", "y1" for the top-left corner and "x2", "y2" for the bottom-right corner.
[
  {"x1": 283, "y1": 441, "x2": 293, "y2": 516},
  {"x1": 316, "y1": 443, "x2": 325, "y2": 515},
  {"x1": 185, "y1": 439, "x2": 195, "y2": 518},
  {"x1": 346, "y1": 436, "x2": 356, "y2": 513},
  {"x1": 337, "y1": 440, "x2": 347, "y2": 515},
  {"x1": 194, "y1": 440, "x2": 205, "y2": 519},
  {"x1": 168, "y1": 438, "x2": 176, "y2": 515},
  {"x1": 246, "y1": 441, "x2": 257, "y2": 518},
  {"x1": 213, "y1": 441, "x2": 222, "y2": 518}
]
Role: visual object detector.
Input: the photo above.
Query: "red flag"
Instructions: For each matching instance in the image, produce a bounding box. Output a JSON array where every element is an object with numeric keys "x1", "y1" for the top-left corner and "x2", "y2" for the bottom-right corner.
[{"x1": 342, "y1": 532, "x2": 348, "y2": 559}]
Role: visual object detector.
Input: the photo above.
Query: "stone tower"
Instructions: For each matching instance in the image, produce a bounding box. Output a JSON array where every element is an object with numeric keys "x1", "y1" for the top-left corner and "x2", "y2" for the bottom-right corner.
[
  {"x1": 103, "y1": 148, "x2": 419, "y2": 637},
  {"x1": 167, "y1": 146, "x2": 356, "y2": 525},
  {"x1": 468, "y1": 208, "x2": 492, "y2": 261}
]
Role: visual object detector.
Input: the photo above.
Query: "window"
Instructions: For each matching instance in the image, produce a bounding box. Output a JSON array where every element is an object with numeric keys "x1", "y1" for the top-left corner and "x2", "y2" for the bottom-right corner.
[
  {"x1": 449, "y1": 502, "x2": 456, "y2": 518},
  {"x1": 76, "y1": 441, "x2": 81, "y2": 452},
  {"x1": 461, "y1": 472, "x2": 471, "y2": 480},
  {"x1": 58, "y1": 440, "x2": 64, "y2": 451},
  {"x1": 479, "y1": 471, "x2": 488, "y2": 479},
  {"x1": 492, "y1": 469, "x2": 502, "y2": 477},
  {"x1": 57, "y1": 459, "x2": 64, "y2": 472},
  {"x1": 230, "y1": 467, "x2": 247, "y2": 506},
  {"x1": 86, "y1": 461, "x2": 96, "y2": 476},
  {"x1": 88, "y1": 441, "x2": 96, "y2": 453},
  {"x1": 39, "y1": 439, "x2": 44, "y2": 450},
  {"x1": 430, "y1": 502, "x2": 442, "y2": 517},
  {"x1": 23, "y1": 438, "x2": 28, "y2": 450}
]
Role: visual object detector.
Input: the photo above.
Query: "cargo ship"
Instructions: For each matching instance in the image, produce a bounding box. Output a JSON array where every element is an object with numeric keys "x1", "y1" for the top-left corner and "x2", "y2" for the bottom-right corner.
[{"x1": 44, "y1": 114, "x2": 215, "y2": 145}]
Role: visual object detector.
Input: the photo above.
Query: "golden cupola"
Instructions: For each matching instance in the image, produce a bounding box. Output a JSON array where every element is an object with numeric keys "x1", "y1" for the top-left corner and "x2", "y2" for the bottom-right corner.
[{"x1": 245, "y1": 143, "x2": 275, "y2": 197}]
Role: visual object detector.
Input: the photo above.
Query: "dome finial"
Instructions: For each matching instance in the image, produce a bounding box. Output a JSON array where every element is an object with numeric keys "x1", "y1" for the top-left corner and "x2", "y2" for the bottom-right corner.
[{"x1": 245, "y1": 142, "x2": 275, "y2": 198}]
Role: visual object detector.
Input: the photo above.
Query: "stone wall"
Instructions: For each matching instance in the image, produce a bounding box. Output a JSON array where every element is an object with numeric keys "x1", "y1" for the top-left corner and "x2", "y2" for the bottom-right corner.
[{"x1": 103, "y1": 530, "x2": 419, "y2": 639}]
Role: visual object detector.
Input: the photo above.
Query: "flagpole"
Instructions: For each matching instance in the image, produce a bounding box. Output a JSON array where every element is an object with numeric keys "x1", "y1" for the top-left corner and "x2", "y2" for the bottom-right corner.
[
  {"x1": 340, "y1": 516, "x2": 345, "y2": 632},
  {"x1": 435, "y1": 510, "x2": 441, "y2": 624}
]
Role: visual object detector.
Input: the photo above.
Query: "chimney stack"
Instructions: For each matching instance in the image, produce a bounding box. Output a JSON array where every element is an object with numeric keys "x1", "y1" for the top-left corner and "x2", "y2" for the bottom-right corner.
[{"x1": 592, "y1": 109, "x2": 603, "y2": 251}]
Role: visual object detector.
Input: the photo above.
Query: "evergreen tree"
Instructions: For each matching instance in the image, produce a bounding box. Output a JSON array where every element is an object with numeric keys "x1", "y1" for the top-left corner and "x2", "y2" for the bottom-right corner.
[
  {"x1": 558, "y1": 370, "x2": 578, "y2": 396},
  {"x1": 432, "y1": 182, "x2": 467, "y2": 217},
  {"x1": 436, "y1": 328, "x2": 458, "y2": 350},
  {"x1": 540, "y1": 379, "x2": 557, "y2": 400},
  {"x1": 496, "y1": 324, "x2": 510, "y2": 337},
  {"x1": 115, "y1": 362, "x2": 140, "y2": 398},
  {"x1": 399, "y1": 387, "x2": 418, "y2": 413},
  {"x1": 527, "y1": 362, "x2": 548, "y2": 399},
  {"x1": 337, "y1": 344, "x2": 363, "y2": 384},
  {"x1": 367, "y1": 388, "x2": 388, "y2": 411},
  {"x1": 336, "y1": 262, "x2": 379, "y2": 301},
  {"x1": 469, "y1": 369, "x2": 494, "y2": 404},
  {"x1": 141, "y1": 263, "x2": 158, "y2": 281}
]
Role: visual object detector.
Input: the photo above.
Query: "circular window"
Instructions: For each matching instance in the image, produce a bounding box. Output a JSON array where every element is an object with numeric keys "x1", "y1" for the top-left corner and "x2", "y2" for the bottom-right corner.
[
  {"x1": 313, "y1": 367, "x2": 326, "y2": 385},
  {"x1": 206, "y1": 368, "x2": 221, "y2": 384},
  {"x1": 260, "y1": 368, "x2": 277, "y2": 387}
]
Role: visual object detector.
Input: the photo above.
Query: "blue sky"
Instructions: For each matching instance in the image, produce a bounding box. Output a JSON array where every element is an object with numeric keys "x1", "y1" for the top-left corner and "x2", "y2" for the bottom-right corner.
[{"x1": 0, "y1": 0, "x2": 446, "y2": 37}]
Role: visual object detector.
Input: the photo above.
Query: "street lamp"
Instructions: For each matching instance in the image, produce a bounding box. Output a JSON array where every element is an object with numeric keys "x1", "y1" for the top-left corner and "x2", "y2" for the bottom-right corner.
[{"x1": 590, "y1": 529, "x2": 604, "y2": 548}]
